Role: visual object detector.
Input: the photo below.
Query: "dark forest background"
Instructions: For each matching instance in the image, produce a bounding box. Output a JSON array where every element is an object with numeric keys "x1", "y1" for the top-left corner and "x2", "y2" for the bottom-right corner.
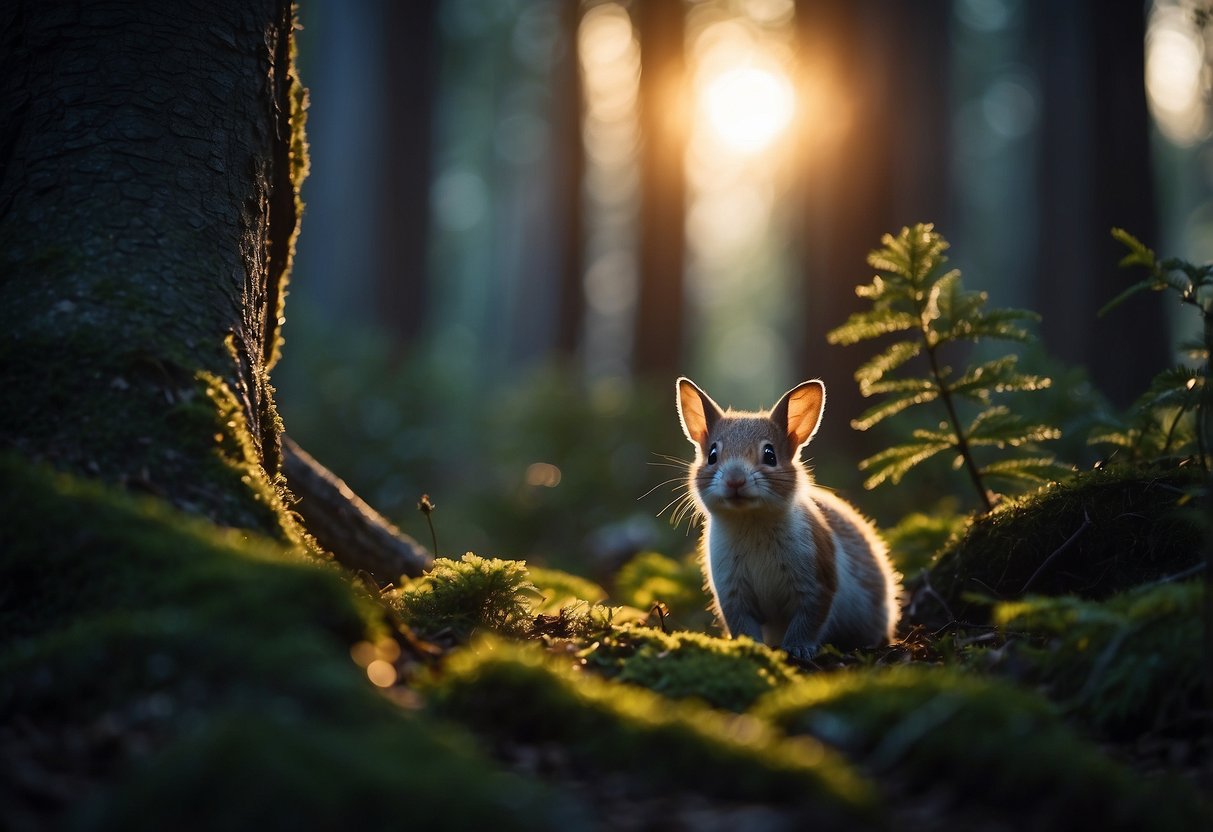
[{"x1": 276, "y1": 0, "x2": 1213, "y2": 572}]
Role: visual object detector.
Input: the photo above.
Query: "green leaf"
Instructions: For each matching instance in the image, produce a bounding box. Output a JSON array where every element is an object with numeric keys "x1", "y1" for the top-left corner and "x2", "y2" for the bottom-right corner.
[
  {"x1": 949, "y1": 356, "x2": 1052, "y2": 402},
  {"x1": 858, "y1": 439, "x2": 953, "y2": 490},
  {"x1": 855, "y1": 341, "x2": 922, "y2": 387},
  {"x1": 827, "y1": 309, "x2": 918, "y2": 345},
  {"x1": 961, "y1": 307, "x2": 1040, "y2": 341},
  {"x1": 1135, "y1": 365, "x2": 1202, "y2": 413},
  {"x1": 1087, "y1": 427, "x2": 1139, "y2": 450},
  {"x1": 850, "y1": 387, "x2": 940, "y2": 431},
  {"x1": 836, "y1": 223, "x2": 1066, "y2": 505},
  {"x1": 979, "y1": 456, "x2": 1071, "y2": 485},
  {"x1": 965, "y1": 407, "x2": 1061, "y2": 447},
  {"x1": 1111, "y1": 227, "x2": 1157, "y2": 270}
]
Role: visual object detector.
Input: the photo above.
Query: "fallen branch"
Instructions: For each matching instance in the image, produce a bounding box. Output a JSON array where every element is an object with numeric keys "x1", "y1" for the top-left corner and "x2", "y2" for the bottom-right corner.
[{"x1": 281, "y1": 436, "x2": 432, "y2": 583}]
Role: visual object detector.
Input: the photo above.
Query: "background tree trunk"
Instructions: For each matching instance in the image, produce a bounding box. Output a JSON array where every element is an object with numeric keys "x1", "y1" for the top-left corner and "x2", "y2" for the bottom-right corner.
[
  {"x1": 554, "y1": 0, "x2": 587, "y2": 360},
  {"x1": 633, "y1": 0, "x2": 687, "y2": 379},
  {"x1": 794, "y1": 0, "x2": 952, "y2": 462},
  {"x1": 1031, "y1": 0, "x2": 1168, "y2": 407},
  {"x1": 375, "y1": 0, "x2": 438, "y2": 349}
]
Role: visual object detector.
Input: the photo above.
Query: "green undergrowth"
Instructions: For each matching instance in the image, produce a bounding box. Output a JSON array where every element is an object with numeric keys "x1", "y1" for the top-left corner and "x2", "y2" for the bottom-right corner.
[
  {"x1": 920, "y1": 465, "x2": 1204, "y2": 622},
  {"x1": 392, "y1": 554, "x2": 539, "y2": 640},
  {"x1": 391, "y1": 553, "x2": 643, "y2": 645},
  {"x1": 995, "y1": 581, "x2": 1206, "y2": 735},
  {"x1": 0, "y1": 456, "x2": 580, "y2": 829},
  {"x1": 579, "y1": 624, "x2": 798, "y2": 712},
  {"x1": 614, "y1": 550, "x2": 717, "y2": 632},
  {"x1": 524, "y1": 565, "x2": 607, "y2": 614},
  {"x1": 424, "y1": 638, "x2": 878, "y2": 824},
  {"x1": 755, "y1": 665, "x2": 1208, "y2": 830}
]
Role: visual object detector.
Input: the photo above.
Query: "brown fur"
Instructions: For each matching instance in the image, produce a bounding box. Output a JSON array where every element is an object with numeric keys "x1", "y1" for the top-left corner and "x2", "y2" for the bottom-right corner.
[{"x1": 676, "y1": 377, "x2": 902, "y2": 658}]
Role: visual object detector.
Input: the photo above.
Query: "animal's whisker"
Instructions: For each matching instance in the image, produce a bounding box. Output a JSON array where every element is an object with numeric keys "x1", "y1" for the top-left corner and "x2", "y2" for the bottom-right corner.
[
  {"x1": 651, "y1": 451, "x2": 693, "y2": 466},
  {"x1": 638, "y1": 477, "x2": 689, "y2": 501}
]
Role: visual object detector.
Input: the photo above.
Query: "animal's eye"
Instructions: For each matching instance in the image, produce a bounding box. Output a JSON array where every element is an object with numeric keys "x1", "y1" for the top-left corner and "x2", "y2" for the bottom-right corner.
[
  {"x1": 707, "y1": 443, "x2": 718, "y2": 465},
  {"x1": 762, "y1": 444, "x2": 777, "y2": 466}
]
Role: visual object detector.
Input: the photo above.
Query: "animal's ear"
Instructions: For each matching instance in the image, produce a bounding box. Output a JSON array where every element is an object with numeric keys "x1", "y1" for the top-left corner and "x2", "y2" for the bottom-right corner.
[
  {"x1": 676, "y1": 377, "x2": 723, "y2": 450},
  {"x1": 771, "y1": 380, "x2": 825, "y2": 451}
]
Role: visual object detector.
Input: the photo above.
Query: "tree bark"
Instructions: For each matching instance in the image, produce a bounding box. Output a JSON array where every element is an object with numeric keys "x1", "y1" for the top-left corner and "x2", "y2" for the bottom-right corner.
[
  {"x1": 375, "y1": 0, "x2": 437, "y2": 348},
  {"x1": 554, "y1": 0, "x2": 587, "y2": 359},
  {"x1": 282, "y1": 436, "x2": 431, "y2": 582},
  {"x1": 795, "y1": 0, "x2": 952, "y2": 461},
  {"x1": 633, "y1": 0, "x2": 687, "y2": 379},
  {"x1": 1031, "y1": 0, "x2": 1168, "y2": 407},
  {"x1": 0, "y1": 0, "x2": 300, "y2": 535},
  {"x1": 0, "y1": 0, "x2": 429, "y2": 574}
]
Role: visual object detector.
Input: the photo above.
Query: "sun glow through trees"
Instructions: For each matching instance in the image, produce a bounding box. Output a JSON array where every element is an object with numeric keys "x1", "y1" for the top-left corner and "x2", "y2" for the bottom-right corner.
[{"x1": 701, "y1": 64, "x2": 796, "y2": 155}]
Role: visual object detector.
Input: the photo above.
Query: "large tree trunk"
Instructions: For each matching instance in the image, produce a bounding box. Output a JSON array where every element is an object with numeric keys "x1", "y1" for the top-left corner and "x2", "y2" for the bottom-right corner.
[
  {"x1": 794, "y1": 0, "x2": 952, "y2": 463},
  {"x1": 633, "y1": 0, "x2": 687, "y2": 379},
  {"x1": 0, "y1": 0, "x2": 301, "y2": 537},
  {"x1": 0, "y1": 0, "x2": 426, "y2": 574},
  {"x1": 375, "y1": 0, "x2": 437, "y2": 348},
  {"x1": 1031, "y1": 0, "x2": 1167, "y2": 407}
]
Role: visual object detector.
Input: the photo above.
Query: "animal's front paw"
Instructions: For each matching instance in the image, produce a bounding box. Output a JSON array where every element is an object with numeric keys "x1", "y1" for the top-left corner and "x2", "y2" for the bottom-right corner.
[{"x1": 783, "y1": 642, "x2": 819, "y2": 662}]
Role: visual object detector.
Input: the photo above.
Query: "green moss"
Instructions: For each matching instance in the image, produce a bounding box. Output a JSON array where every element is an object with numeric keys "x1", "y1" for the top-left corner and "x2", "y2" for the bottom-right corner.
[
  {"x1": 615, "y1": 550, "x2": 716, "y2": 632},
  {"x1": 0, "y1": 457, "x2": 578, "y2": 829},
  {"x1": 0, "y1": 453, "x2": 342, "y2": 642},
  {"x1": 579, "y1": 623, "x2": 799, "y2": 712},
  {"x1": 995, "y1": 582, "x2": 1205, "y2": 733},
  {"x1": 70, "y1": 713, "x2": 583, "y2": 830},
  {"x1": 756, "y1": 666, "x2": 1208, "y2": 830},
  {"x1": 425, "y1": 638, "x2": 878, "y2": 822},
  {"x1": 0, "y1": 319, "x2": 305, "y2": 546},
  {"x1": 264, "y1": 13, "x2": 310, "y2": 372},
  {"x1": 921, "y1": 466, "x2": 1203, "y2": 622},
  {"x1": 392, "y1": 554, "x2": 538, "y2": 641},
  {"x1": 526, "y1": 565, "x2": 607, "y2": 614}
]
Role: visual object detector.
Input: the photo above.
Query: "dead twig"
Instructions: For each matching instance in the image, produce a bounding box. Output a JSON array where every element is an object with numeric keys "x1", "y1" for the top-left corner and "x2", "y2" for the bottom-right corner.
[{"x1": 1020, "y1": 509, "x2": 1092, "y2": 594}]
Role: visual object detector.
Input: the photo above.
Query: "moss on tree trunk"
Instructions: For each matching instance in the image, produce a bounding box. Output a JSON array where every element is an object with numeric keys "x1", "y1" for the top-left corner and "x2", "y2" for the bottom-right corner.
[{"x1": 0, "y1": 0, "x2": 305, "y2": 541}]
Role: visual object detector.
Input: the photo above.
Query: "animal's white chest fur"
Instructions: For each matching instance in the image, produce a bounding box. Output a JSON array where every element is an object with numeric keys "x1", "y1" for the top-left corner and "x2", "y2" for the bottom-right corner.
[{"x1": 704, "y1": 508, "x2": 813, "y2": 629}]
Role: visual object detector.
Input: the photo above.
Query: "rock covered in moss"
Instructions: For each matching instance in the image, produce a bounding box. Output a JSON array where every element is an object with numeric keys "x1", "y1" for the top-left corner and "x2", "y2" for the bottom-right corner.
[{"x1": 916, "y1": 466, "x2": 1203, "y2": 623}]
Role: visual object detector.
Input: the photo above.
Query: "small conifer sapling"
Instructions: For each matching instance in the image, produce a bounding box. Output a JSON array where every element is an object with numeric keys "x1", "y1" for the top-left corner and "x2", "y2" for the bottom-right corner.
[{"x1": 828, "y1": 223, "x2": 1066, "y2": 511}]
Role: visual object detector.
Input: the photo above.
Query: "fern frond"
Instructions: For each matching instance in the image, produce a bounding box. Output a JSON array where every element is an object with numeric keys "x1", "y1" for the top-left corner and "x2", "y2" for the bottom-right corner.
[
  {"x1": 851, "y1": 387, "x2": 940, "y2": 430},
  {"x1": 948, "y1": 356, "x2": 1052, "y2": 403},
  {"x1": 855, "y1": 340, "x2": 923, "y2": 387},
  {"x1": 836, "y1": 223, "x2": 1064, "y2": 507},
  {"x1": 1111, "y1": 227, "x2": 1156, "y2": 270},
  {"x1": 827, "y1": 309, "x2": 919, "y2": 345},
  {"x1": 979, "y1": 456, "x2": 1072, "y2": 485},
  {"x1": 923, "y1": 271, "x2": 979, "y2": 329},
  {"x1": 854, "y1": 275, "x2": 888, "y2": 300},
  {"x1": 946, "y1": 308, "x2": 1040, "y2": 344},
  {"x1": 1098, "y1": 278, "x2": 1161, "y2": 318},
  {"x1": 858, "y1": 438, "x2": 953, "y2": 490},
  {"x1": 1087, "y1": 426, "x2": 1139, "y2": 450},
  {"x1": 965, "y1": 406, "x2": 1061, "y2": 447}
]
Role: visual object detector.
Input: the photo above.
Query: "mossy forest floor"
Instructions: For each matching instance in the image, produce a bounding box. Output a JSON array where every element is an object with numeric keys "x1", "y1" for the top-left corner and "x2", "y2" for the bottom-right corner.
[{"x1": 2, "y1": 455, "x2": 1209, "y2": 830}]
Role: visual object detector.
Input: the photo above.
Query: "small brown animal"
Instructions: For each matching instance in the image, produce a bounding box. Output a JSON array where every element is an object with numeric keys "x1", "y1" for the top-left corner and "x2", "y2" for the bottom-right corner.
[{"x1": 675, "y1": 377, "x2": 901, "y2": 659}]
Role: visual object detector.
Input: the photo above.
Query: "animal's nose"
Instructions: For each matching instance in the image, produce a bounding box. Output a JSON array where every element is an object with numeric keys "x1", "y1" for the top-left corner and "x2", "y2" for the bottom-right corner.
[{"x1": 725, "y1": 475, "x2": 746, "y2": 490}]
